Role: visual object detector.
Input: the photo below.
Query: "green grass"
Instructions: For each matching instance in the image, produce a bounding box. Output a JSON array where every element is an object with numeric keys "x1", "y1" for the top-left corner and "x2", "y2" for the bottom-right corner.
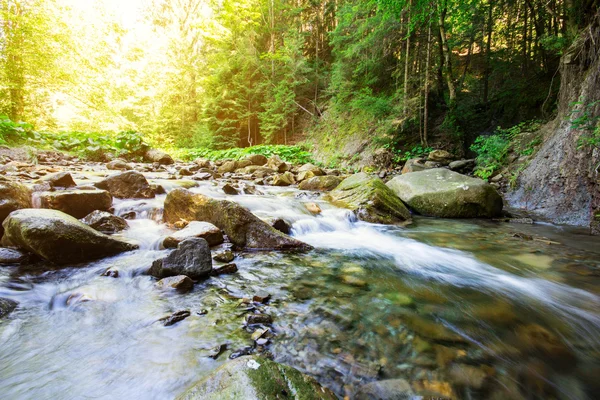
[{"x1": 171, "y1": 144, "x2": 315, "y2": 165}]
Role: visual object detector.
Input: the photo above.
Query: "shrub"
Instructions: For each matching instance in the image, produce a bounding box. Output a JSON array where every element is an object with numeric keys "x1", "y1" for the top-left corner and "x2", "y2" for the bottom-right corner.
[{"x1": 176, "y1": 144, "x2": 315, "y2": 165}]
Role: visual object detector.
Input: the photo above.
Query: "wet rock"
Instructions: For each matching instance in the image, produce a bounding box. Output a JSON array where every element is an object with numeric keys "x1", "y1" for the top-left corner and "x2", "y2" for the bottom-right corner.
[
  {"x1": 222, "y1": 183, "x2": 239, "y2": 195},
  {"x1": 246, "y1": 313, "x2": 273, "y2": 325},
  {"x1": 160, "y1": 310, "x2": 190, "y2": 326},
  {"x1": 193, "y1": 172, "x2": 213, "y2": 181},
  {"x1": 305, "y1": 202, "x2": 322, "y2": 214},
  {"x1": 514, "y1": 324, "x2": 577, "y2": 370},
  {"x1": 150, "y1": 238, "x2": 212, "y2": 279},
  {"x1": 144, "y1": 149, "x2": 174, "y2": 165},
  {"x1": 94, "y1": 171, "x2": 155, "y2": 199},
  {"x1": 245, "y1": 154, "x2": 268, "y2": 166},
  {"x1": 355, "y1": 379, "x2": 414, "y2": 400},
  {"x1": 252, "y1": 291, "x2": 271, "y2": 303},
  {"x1": 66, "y1": 292, "x2": 93, "y2": 306},
  {"x1": 34, "y1": 190, "x2": 112, "y2": 219},
  {"x1": 411, "y1": 380, "x2": 455, "y2": 399},
  {"x1": 401, "y1": 158, "x2": 430, "y2": 174},
  {"x1": 106, "y1": 159, "x2": 130, "y2": 170},
  {"x1": 271, "y1": 171, "x2": 295, "y2": 186},
  {"x1": 229, "y1": 346, "x2": 254, "y2": 359},
  {"x1": 178, "y1": 166, "x2": 195, "y2": 177},
  {"x1": 236, "y1": 159, "x2": 252, "y2": 170},
  {"x1": 427, "y1": 149, "x2": 454, "y2": 165},
  {"x1": 213, "y1": 250, "x2": 235, "y2": 263},
  {"x1": 341, "y1": 275, "x2": 368, "y2": 288},
  {"x1": 42, "y1": 171, "x2": 76, "y2": 188},
  {"x1": 298, "y1": 176, "x2": 342, "y2": 191},
  {"x1": 218, "y1": 160, "x2": 238, "y2": 174},
  {"x1": 271, "y1": 218, "x2": 291, "y2": 234},
  {"x1": 102, "y1": 268, "x2": 119, "y2": 278},
  {"x1": 296, "y1": 170, "x2": 315, "y2": 182},
  {"x1": 328, "y1": 172, "x2": 411, "y2": 224},
  {"x1": 156, "y1": 275, "x2": 194, "y2": 293},
  {"x1": 386, "y1": 168, "x2": 503, "y2": 218},
  {"x1": 163, "y1": 188, "x2": 311, "y2": 250},
  {"x1": 266, "y1": 155, "x2": 289, "y2": 173},
  {"x1": 163, "y1": 221, "x2": 224, "y2": 248},
  {"x1": 298, "y1": 163, "x2": 324, "y2": 176},
  {"x1": 0, "y1": 247, "x2": 30, "y2": 264},
  {"x1": 82, "y1": 211, "x2": 128, "y2": 235},
  {"x1": 151, "y1": 184, "x2": 166, "y2": 195},
  {"x1": 211, "y1": 262, "x2": 238, "y2": 276},
  {"x1": 0, "y1": 180, "x2": 32, "y2": 237},
  {"x1": 449, "y1": 159, "x2": 476, "y2": 173},
  {"x1": 176, "y1": 356, "x2": 337, "y2": 400},
  {"x1": 207, "y1": 344, "x2": 228, "y2": 360},
  {"x1": 194, "y1": 158, "x2": 211, "y2": 168},
  {"x1": 448, "y1": 364, "x2": 492, "y2": 389},
  {"x1": 1, "y1": 209, "x2": 137, "y2": 265},
  {"x1": 244, "y1": 166, "x2": 277, "y2": 178},
  {"x1": 0, "y1": 297, "x2": 18, "y2": 318}
]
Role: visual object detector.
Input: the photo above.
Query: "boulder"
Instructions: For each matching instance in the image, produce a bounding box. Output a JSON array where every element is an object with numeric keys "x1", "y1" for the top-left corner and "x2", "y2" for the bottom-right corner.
[
  {"x1": 355, "y1": 379, "x2": 415, "y2": 400},
  {"x1": 0, "y1": 298, "x2": 18, "y2": 319},
  {"x1": 155, "y1": 275, "x2": 194, "y2": 293},
  {"x1": 386, "y1": 168, "x2": 503, "y2": 218},
  {"x1": 194, "y1": 158, "x2": 211, "y2": 168},
  {"x1": 163, "y1": 188, "x2": 311, "y2": 250},
  {"x1": 213, "y1": 250, "x2": 234, "y2": 263},
  {"x1": 236, "y1": 159, "x2": 252, "y2": 170},
  {"x1": 266, "y1": 155, "x2": 289, "y2": 173},
  {"x1": 222, "y1": 183, "x2": 239, "y2": 195},
  {"x1": 81, "y1": 210, "x2": 128, "y2": 234},
  {"x1": 244, "y1": 166, "x2": 277, "y2": 178},
  {"x1": 177, "y1": 356, "x2": 337, "y2": 400},
  {"x1": 271, "y1": 172, "x2": 295, "y2": 186},
  {"x1": 163, "y1": 221, "x2": 224, "y2": 248},
  {"x1": 245, "y1": 154, "x2": 268, "y2": 166},
  {"x1": 401, "y1": 158, "x2": 430, "y2": 174},
  {"x1": 328, "y1": 173, "x2": 411, "y2": 224},
  {"x1": 144, "y1": 149, "x2": 174, "y2": 165},
  {"x1": 0, "y1": 180, "x2": 32, "y2": 237},
  {"x1": 427, "y1": 149, "x2": 454, "y2": 165},
  {"x1": 34, "y1": 190, "x2": 112, "y2": 218},
  {"x1": 270, "y1": 218, "x2": 291, "y2": 234},
  {"x1": 106, "y1": 159, "x2": 130, "y2": 170},
  {"x1": 449, "y1": 159, "x2": 476, "y2": 173},
  {"x1": 299, "y1": 176, "x2": 342, "y2": 191},
  {"x1": 296, "y1": 170, "x2": 316, "y2": 182},
  {"x1": 0, "y1": 247, "x2": 30, "y2": 264},
  {"x1": 298, "y1": 163, "x2": 324, "y2": 176},
  {"x1": 149, "y1": 238, "x2": 212, "y2": 279},
  {"x1": 218, "y1": 160, "x2": 238, "y2": 174},
  {"x1": 42, "y1": 171, "x2": 76, "y2": 188},
  {"x1": 94, "y1": 171, "x2": 155, "y2": 199},
  {"x1": 1, "y1": 209, "x2": 137, "y2": 265}
]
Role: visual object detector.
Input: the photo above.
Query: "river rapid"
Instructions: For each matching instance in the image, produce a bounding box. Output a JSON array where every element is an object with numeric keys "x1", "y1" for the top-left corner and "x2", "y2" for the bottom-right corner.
[{"x1": 1, "y1": 172, "x2": 600, "y2": 399}]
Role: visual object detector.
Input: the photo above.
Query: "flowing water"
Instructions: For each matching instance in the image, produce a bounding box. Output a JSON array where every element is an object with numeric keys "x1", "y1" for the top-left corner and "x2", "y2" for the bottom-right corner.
[{"x1": 1, "y1": 177, "x2": 600, "y2": 399}]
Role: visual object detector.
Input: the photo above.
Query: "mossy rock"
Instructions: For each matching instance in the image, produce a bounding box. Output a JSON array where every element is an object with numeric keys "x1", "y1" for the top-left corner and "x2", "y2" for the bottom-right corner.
[
  {"x1": 327, "y1": 173, "x2": 411, "y2": 224},
  {"x1": 386, "y1": 168, "x2": 503, "y2": 218},
  {"x1": 177, "y1": 356, "x2": 337, "y2": 400},
  {"x1": 0, "y1": 180, "x2": 32, "y2": 237}
]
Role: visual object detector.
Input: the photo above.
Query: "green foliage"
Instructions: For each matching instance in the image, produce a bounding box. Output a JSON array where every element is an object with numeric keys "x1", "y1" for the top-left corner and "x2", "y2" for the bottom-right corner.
[
  {"x1": 176, "y1": 144, "x2": 315, "y2": 164},
  {"x1": 569, "y1": 99, "x2": 600, "y2": 148},
  {"x1": 0, "y1": 115, "x2": 35, "y2": 144}
]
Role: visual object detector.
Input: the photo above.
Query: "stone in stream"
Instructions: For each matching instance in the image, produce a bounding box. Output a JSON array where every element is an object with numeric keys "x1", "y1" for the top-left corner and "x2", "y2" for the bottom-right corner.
[
  {"x1": 211, "y1": 263, "x2": 238, "y2": 276},
  {"x1": 102, "y1": 268, "x2": 119, "y2": 278},
  {"x1": 298, "y1": 175, "x2": 342, "y2": 191},
  {"x1": 271, "y1": 171, "x2": 295, "y2": 186},
  {"x1": 0, "y1": 297, "x2": 18, "y2": 319},
  {"x1": 296, "y1": 169, "x2": 316, "y2": 182},
  {"x1": 327, "y1": 172, "x2": 411, "y2": 224},
  {"x1": 355, "y1": 379, "x2": 415, "y2": 400},
  {"x1": 163, "y1": 188, "x2": 311, "y2": 250},
  {"x1": 144, "y1": 148, "x2": 174, "y2": 165},
  {"x1": 213, "y1": 250, "x2": 235, "y2": 263},
  {"x1": 305, "y1": 202, "x2": 322, "y2": 214},
  {"x1": 0, "y1": 247, "x2": 30, "y2": 264},
  {"x1": 246, "y1": 313, "x2": 273, "y2": 325},
  {"x1": 298, "y1": 163, "x2": 325, "y2": 176},
  {"x1": 0, "y1": 180, "x2": 32, "y2": 237},
  {"x1": 245, "y1": 154, "x2": 268, "y2": 166},
  {"x1": 1, "y1": 209, "x2": 138, "y2": 265},
  {"x1": 222, "y1": 183, "x2": 239, "y2": 195},
  {"x1": 514, "y1": 323, "x2": 576, "y2": 370},
  {"x1": 270, "y1": 218, "x2": 291, "y2": 234},
  {"x1": 155, "y1": 275, "x2": 194, "y2": 293},
  {"x1": 218, "y1": 160, "x2": 238, "y2": 174},
  {"x1": 42, "y1": 171, "x2": 77, "y2": 188},
  {"x1": 94, "y1": 170, "x2": 155, "y2": 199},
  {"x1": 106, "y1": 158, "x2": 130, "y2": 170},
  {"x1": 150, "y1": 238, "x2": 213, "y2": 280},
  {"x1": 160, "y1": 310, "x2": 191, "y2": 326},
  {"x1": 34, "y1": 190, "x2": 112, "y2": 219},
  {"x1": 252, "y1": 291, "x2": 271, "y2": 303},
  {"x1": 176, "y1": 356, "x2": 337, "y2": 400},
  {"x1": 266, "y1": 155, "x2": 289, "y2": 173},
  {"x1": 386, "y1": 168, "x2": 503, "y2": 218},
  {"x1": 163, "y1": 221, "x2": 224, "y2": 248}
]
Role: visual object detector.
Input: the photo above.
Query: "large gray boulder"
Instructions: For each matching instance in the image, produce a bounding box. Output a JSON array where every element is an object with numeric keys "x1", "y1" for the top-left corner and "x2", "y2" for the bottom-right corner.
[
  {"x1": 177, "y1": 356, "x2": 337, "y2": 400},
  {"x1": 94, "y1": 171, "x2": 155, "y2": 199},
  {"x1": 327, "y1": 173, "x2": 411, "y2": 224},
  {"x1": 386, "y1": 168, "x2": 503, "y2": 218},
  {"x1": 0, "y1": 180, "x2": 32, "y2": 237},
  {"x1": 34, "y1": 190, "x2": 112, "y2": 218},
  {"x1": 149, "y1": 238, "x2": 212, "y2": 279},
  {"x1": 163, "y1": 188, "x2": 311, "y2": 250},
  {"x1": 163, "y1": 221, "x2": 224, "y2": 248},
  {"x1": 1, "y1": 209, "x2": 137, "y2": 265}
]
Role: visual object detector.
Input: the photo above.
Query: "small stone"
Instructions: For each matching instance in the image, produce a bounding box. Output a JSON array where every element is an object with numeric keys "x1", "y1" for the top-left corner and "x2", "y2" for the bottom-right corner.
[
  {"x1": 0, "y1": 297, "x2": 18, "y2": 318},
  {"x1": 212, "y1": 263, "x2": 238, "y2": 276},
  {"x1": 102, "y1": 268, "x2": 119, "y2": 278},
  {"x1": 246, "y1": 313, "x2": 273, "y2": 325},
  {"x1": 253, "y1": 291, "x2": 271, "y2": 303},
  {"x1": 251, "y1": 328, "x2": 270, "y2": 341},
  {"x1": 213, "y1": 250, "x2": 235, "y2": 263},
  {"x1": 156, "y1": 275, "x2": 194, "y2": 293},
  {"x1": 271, "y1": 218, "x2": 291, "y2": 234},
  {"x1": 341, "y1": 275, "x2": 368, "y2": 288},
  {"x1": 160, "y1": 310, "x2": 191, "y2": 326},
  {"x1": 42, "y1": 171, "x2": 77, "y2": 188},
  {"x1": 163, "y1": 221, "x2": 224, "y2": 248},
  {"x1": 229, "y1": 346, "x2": 254, "y2": 359},
  {"x1": 305, "y1": 202, "x2": 322, "y2": 214},
  {"x1": 207, "y1": 344, "x2": 228, "y2": 360},
  {"x1": 222, "y1": 183, "x2": 239, "y2": 195}
]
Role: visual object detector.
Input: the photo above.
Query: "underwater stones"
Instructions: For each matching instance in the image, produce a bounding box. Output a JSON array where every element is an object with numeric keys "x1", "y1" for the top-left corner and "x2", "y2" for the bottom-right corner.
[
  {"x1": 160, "y1": 310, "x2": 191, "y2": 326},
  {"x1": 213, "y1": 249, "x2": 235, "y2": 263},
  {"x1": 514, "y1": 323, "x2": 576, "y2": 370},
  {"x1": 0, "y1": 297, "x2": 18, "y2": 319},
  {"x1": 150, "y1": 238, "x2": 212, "y2": 280},
  {"x1": 211, "y1": 262, "x2": 238, "y2": 276},
  {"x1": 246, "y1": 313, "x2": 273, "y2": 325},
  {"x1": 163, "y1": 221, "x2": 224, "y2": 248},
  {"x1": 144, "y1": 149, "x2": 174, "y2": 165},
  {"x1": 355, "y1": 379, "x2": 414, "y2": 400},
  {"x1": 35, "y1": 190, "x2": 112, "y2": 219},
  {"x1": 298, "y1": 175, "x2": 342, "y2": 191},
  {"x1": 386, "y1": 168, "x2": 503, "y2": 218},
  {"x1": 447, "y1": 364, "x2": 493, "y2": 390},
  {"x1": 156, "y1": 275, "x2": 194, "y2": 293},
  {"x1": 328, "y1": 172, "x2": 411, "y2": 224},
  {"x1": 0, "y1": 180, "x2": 32, "y2": 237},
  {"x1": 402, "y1": 313, "x2": 466, "y2": 343},
  {"x1": 94, "y1": 171, "x2": 155, "y2": 199},
  {"x1": 1, "y1": 209, "x2": 137, "y2": 265},
  {"x1": 42, "y1": 171, "x2": 77, "y2": 188},
  {"x1": 177, "y1": 356, "x2": 337, "y2": 400},
  {"x1": 163, "y1": 188, "x2": 311, "y2": 250}
]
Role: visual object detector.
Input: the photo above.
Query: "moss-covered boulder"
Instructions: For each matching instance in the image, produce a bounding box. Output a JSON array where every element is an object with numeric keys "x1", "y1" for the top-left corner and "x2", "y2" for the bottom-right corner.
[
  {"x1": 0, "y1": 180, "x2": 32, "y2": 237},
  {"x1": 327, "y1": 173, "x2": 411, "y2": 224},
  {"x1": 163, "y1": 188, "x2": 311, "y2": 250},
  {"x1": 34, "y1": 190, "x2": 112, "y2": 218},
  {"x1": 299, "y1": 176, "x2": 342, "y2": 191},
  {"x1": 386, "y1": 168, "x2": 503, "y2": 218},
  {"x1": 177, "y1": 356, "x2": 337, "y2": 400},
  {"x1": 1, "y1": 209, "x2": 137, "y2": 265}
]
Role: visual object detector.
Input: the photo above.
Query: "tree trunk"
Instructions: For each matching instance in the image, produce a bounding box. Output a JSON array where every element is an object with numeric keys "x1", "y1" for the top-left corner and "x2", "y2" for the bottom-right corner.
[{"x1": 483, "y1": 0, "x2": 494, "y2": 104}]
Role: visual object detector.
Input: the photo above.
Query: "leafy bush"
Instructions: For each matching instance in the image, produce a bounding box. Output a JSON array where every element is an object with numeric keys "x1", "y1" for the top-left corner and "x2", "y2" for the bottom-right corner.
[
  {"x1": 569, "y1": 99, "x2": 600, "y2": 149},
  {"x1": 176, "y1": 144, "x2": 315, "y2": 165},
  {"x1": 0, "y1": 116, "x2": 36, "y2": 145}
]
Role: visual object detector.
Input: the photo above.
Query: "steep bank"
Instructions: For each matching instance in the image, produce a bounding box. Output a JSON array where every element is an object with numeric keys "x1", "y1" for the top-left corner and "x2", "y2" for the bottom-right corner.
[{"x1": 507, "y1": 12, "x2": 600, "y2": 233}]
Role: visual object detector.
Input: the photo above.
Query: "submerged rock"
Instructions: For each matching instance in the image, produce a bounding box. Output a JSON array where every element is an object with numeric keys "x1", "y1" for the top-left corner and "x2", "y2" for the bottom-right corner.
[
  {"x1": 156, "y1": 275, "x2": 194, "y2": 293},
  {"x1": 355, "y1": 379, "x2": 414, "y2": 400},
  {"x1": 386, "y1": 168, "x2": 503, "y2": 218},
  {"x1": 94, "y1": 171, "x2": 155, "y2": 199},
  {"x1": 150, "y1": 238, "x2": 212, "y2": 280},
  {"x1": 328, "y1": 173, "x2": 411, "y2": 224},
  {"x1": 0, "y1": 298, "x2": 18, "y2": 318},
  {"x1": 213, "y1": 250, "x2": 235, "y2": 263},
  {"x1": 1, "y1": 209, "x2": 137, "y2": 265},
  {"x1": 298, "y1": 175, "x2": 342, "y2": 191},
  {"x1": 163, "y1": 221, "x2": 224, "y2": 248},
  {"x1": 34, "y1": 190, "x2": 112, "y2": 219},
  {"x1": 177, "y1": 356, "x2": 337, "y2": 400},
  {"x1": 211, "y1": 262, "x2": 238, "y2": 276},
  {"x1": 163, "y1": 188, "x2": 311, "y2": 250},
  {"x1": 160, "y1": 310, "x2": 190, "y2": 326},
  {"x1": 0, "y1": 180, "x2": 32, "y2": 237},
  {"x1": 81, "y1": 210, "x2": 128, "y2": 234}
]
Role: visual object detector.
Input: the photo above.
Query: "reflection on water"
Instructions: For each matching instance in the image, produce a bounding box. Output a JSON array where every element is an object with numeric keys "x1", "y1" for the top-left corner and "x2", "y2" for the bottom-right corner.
[{"x1": 1, "y1": 181, "x2": 599, "y2": 399}]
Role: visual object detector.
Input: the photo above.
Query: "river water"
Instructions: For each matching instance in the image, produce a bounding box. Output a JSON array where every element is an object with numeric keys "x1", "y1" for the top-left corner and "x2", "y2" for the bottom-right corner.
[{"x1": 1, "y1": 176, "x2": 599, "y2": 399}]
